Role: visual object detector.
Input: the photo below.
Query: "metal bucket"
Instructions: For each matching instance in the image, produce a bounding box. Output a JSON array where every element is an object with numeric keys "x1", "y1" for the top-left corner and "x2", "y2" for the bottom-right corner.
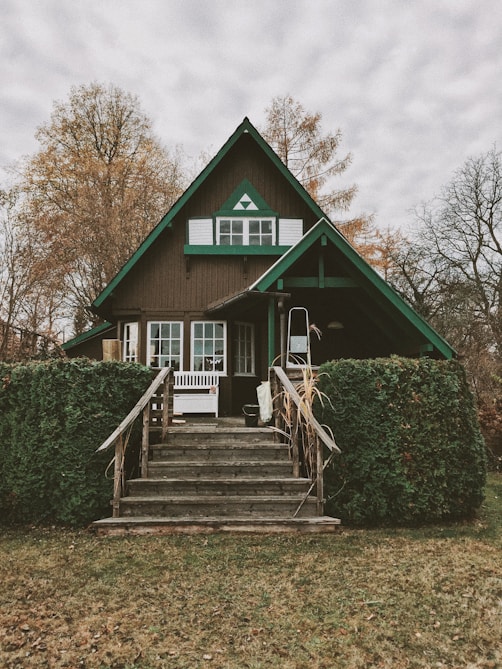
[{"x1": 242, "y1": 404, "x2": 260, "y2": 427}]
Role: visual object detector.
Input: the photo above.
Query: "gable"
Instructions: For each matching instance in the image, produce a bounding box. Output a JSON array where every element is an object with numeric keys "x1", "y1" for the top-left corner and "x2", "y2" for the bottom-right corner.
[
  {"x1": 249, "y1": 218, "x2": 455, "y2": 360},
  {"x1": 93, "y1": 118, "x2": 326, "y2": 312}
]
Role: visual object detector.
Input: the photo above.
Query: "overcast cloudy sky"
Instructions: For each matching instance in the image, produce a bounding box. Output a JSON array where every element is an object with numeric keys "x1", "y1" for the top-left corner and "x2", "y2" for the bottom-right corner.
[{"x1": 1, "y1": 0, "x2": 501, "y2": 231}]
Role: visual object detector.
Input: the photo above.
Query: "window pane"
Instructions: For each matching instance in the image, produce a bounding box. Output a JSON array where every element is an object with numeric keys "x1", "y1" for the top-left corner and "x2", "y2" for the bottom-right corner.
[
  {"x1": 220, "y1": 220, "x2": 230, "y2": 233},
  {"x1": 215, "y1": 323, "x2": 224, "y2": 337},
  {"x1": 204, "y1": 322, "x2": 213, "y2": 337},
  {"x1": 150, "y1": 324, "x2": 159, "y2": 339},
  {"x1": 171, "y1": 323, "x2": 180, "y2": 338},
  {"x1": 231, "y1": 234, "x2": 243, "y2": 245},
  {"x1": 194, "y1": 323, "x2": 203, "y2": 337},
  {"x1": 161, "y1": 323, "x2": 170, "y2": 338}
]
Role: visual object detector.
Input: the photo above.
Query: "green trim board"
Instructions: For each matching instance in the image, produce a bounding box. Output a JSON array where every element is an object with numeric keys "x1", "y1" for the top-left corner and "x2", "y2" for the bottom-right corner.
[
  {"x1": 61, "y1": 321, "x2": 114, "y2": 350},
  {"x1": 278, "y1": 277, "x2": 358, "y2": 288},
  {"x1": 93, "y1": 117, "x2": 327, "y2": 311},
  {"x1": 184, "y1": 245, "x2": 290, "y2": 256},
  {"x1": 249, "y1": 218, "x2": 456, "y2": 360}
]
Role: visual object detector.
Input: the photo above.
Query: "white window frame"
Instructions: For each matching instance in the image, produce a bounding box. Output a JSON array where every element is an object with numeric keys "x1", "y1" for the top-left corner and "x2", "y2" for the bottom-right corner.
[
  {"x1": 233, "y1": 322, "x2": 255, "y2": 376},
  {"x1": 191, "y1": 321, "x2": 227, "y2": 375},
  {"x1": 216, "y1": 217, "x2": 275, "y2": 246},
  {"x1": 123, "y1": 322, "x2": 139, "y2": 363},
  {"x1": 148, "y1": 321, "x2": 184, "y2": 370}
]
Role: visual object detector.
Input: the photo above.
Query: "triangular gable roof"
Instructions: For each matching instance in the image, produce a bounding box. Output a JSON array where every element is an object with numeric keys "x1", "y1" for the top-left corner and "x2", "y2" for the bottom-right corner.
[
  {"x1": 93, "y1": 117, "x2": 326, "y2": 311},
  {"x1": 249, "y1": 218, "x2": 456, "y2": 360}
]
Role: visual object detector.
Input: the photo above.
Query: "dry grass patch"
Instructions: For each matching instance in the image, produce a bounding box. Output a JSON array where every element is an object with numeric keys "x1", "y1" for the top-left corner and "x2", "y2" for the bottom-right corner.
[{"x1": 1, "y1": 474, "x2": 501, "y2": 669}]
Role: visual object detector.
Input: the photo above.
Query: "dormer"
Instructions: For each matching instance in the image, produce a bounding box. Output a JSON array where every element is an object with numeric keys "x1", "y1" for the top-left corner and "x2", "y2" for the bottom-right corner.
[{"x1": 185, "y1": 179, "x2": 303, "y2": 255}]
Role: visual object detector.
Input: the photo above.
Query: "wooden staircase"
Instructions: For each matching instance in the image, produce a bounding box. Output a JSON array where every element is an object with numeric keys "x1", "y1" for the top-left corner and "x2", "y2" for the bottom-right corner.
[
  {"x1": 92, "y1": 366, "x2": 341, "y2": 535},
  {"x1": 92, "y1": 422, "x2": 340, "y2": 535}
]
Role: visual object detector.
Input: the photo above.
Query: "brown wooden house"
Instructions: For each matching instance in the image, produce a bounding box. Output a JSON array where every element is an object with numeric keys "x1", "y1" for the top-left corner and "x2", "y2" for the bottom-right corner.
[{"x1": 64, "y1": 117, "x2": 455, "y2": 417}]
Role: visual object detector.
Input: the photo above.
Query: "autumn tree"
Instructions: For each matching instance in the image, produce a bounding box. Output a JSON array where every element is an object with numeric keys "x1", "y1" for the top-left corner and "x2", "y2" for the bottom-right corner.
[
  {"x1": 262, "y1": 95, "x2": 355, "y2": 211},
  {"x1": 261, "y1": 95, "x2": 377, "y2": 262},
  {"x1": 0, "y1": 187, "x2": 65, "y2": 357},
  {"x1": 21, "y1": 82, "x2": 188, "y2": 333}
]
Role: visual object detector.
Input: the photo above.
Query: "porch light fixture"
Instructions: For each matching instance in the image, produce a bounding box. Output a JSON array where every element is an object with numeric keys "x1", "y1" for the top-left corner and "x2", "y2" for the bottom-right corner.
[{"x1": 327, "y1": 320, "x2": 344, "y2": 330}]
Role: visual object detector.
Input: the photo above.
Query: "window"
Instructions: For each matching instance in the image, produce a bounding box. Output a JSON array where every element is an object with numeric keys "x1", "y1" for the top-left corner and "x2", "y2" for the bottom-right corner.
[
  {"x1": 191, "y1": 321, "x2": 226, "y2": 373},
  {"x1": 219, "y1": 219, "x2": 243, "y2": 245},
  {"x1": 217, "y1": 218, "x2": 275, "y2": 246},
  {"x1": 123, "y1": 322, "x2": 138, "y2": 362},
  {"x1": 234, "y1": 322, "x2": 255, "y2": 375},
  {"x1": 148, "y1": 321, "x2": 183, "y2": 369},
  {"x1": 249, "y1": 219, "x2": 273, "y2": 246}
]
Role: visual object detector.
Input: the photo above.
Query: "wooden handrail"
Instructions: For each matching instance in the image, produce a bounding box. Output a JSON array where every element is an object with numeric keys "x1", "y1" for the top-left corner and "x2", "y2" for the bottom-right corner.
[
  {"x1": 271, "y1": 366, "x2": 341, "y2": 455},
  {"x1": 271, "y1": 366, "x2": 340, "y2": 517},
  {"x1": 96, "y1": 366, "x2": 173, "y2": 452}
]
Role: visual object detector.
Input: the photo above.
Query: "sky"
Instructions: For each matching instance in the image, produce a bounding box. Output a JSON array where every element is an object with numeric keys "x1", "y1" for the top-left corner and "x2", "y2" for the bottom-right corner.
[{"x1": 1, "y1": 0, "x2": 501, "y2": 231}]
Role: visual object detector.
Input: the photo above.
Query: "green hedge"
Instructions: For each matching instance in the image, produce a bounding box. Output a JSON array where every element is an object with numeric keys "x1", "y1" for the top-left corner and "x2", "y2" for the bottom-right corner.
[
  {"x1": 0, "y1": 359, "x2": 153, "y2": 527},
  {"x1": 316, "y1": 357, "x2": 487, "y2": 526}
]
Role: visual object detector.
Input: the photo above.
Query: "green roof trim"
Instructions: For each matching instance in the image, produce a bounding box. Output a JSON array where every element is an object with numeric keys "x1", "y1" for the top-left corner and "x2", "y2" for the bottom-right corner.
[
  {"x1": 93, "y1": 117, "x2": 327, "y2": 311},
  {"x1": 184, "y1": 244, "x2": 290, "y2": 256},
  {"x1": 62, "y1": 321, "x2": 114, "y2": 351},
  {"x1": 250, "y1": 218, "x2": 456, "y2": 360}
]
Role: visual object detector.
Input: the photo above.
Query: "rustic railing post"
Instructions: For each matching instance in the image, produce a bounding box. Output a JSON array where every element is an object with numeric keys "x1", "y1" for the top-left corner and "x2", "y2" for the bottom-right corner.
[
  {"x1": 291, "y1": 403, "x2": 300, "y2": 478},
  {"x1": 161, "y1": 369, "x2": 173, "y2": 442},
  {"x1": 316, "y1": 435, "x2": 324, "y2": 515},
  {"x1": 112, "y1": 436, "x2": 123, "y2": 518},
  {"x1": 141, "y1": 403, "x2": 150, "y2": 478}
]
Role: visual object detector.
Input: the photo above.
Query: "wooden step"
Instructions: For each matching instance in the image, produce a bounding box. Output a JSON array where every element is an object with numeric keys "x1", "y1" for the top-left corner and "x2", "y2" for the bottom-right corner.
[
  {"x1": 127, "y1": 477, "x2": 310, "y2": 497},
  {"x1": 164, "y1": 426, "x2": 276, "y2": 445},
  {"x1": 92, "y1": 516, "x2": 341, "y2": 536},
  {"x1": 150, "y1": 443, "x2": 290, "y2": 462},
  {"x1": 147, "y1": 461, "x2": 293, "y2": 478},
  {"x1": 119, "y1": 495, "x2": 318, "y2": 518}
]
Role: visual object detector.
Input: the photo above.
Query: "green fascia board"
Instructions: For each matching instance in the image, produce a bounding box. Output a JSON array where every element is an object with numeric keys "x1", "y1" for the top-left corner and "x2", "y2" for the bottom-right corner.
[
  {"x1": 217, "y1": 209, "x2": 278, "y2": 217},
  {"x1": 61, "y1": 321, "x2": 114, "y2": 350},
  {"x1": 251, "y1": 218, "x2": 456, "y2": 359},
  {"x1": 184, "y1": 244, "x2": 290, "y2": 256},
  {"x1": 280, "y1": 276, "x2": 358, "y2": 288},
  {"x1": 93, "y1": 117, "x2": 327, "y2": 310}
]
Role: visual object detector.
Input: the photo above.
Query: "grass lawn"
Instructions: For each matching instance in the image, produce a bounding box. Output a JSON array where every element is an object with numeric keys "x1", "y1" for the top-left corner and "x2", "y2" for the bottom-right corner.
[{"x1": 1, "y1": 474, "x2": 500, "y2": 669}]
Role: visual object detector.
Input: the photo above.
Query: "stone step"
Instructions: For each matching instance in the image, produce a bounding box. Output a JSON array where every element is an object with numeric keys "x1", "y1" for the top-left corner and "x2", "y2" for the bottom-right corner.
[
  {"x1": 92, "y1": 516, "x2": 341, "y2": 536},
  {"x1": 147, "y1": 461, "x2": 293, "y2": 478},
  {"x1": 127, "y1": 477, "x2": 310, "y2": 497},
  {"x1": 150, "y1": 443, "x2": 290, "y2": 462},
  {"x1": 119, "y1": 495, "x2": 318, "y2": 518}
]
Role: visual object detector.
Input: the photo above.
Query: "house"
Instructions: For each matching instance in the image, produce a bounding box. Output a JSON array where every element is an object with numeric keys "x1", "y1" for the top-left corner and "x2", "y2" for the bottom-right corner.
[{"x1": 63, "y1": 117, "x2": 455, "y2": 417}]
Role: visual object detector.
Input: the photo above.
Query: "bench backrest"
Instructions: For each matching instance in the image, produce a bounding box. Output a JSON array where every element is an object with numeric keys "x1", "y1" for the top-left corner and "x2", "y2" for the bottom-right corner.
[{"x1": 174, "y1": 371, "x2": 220, "y2": 391}]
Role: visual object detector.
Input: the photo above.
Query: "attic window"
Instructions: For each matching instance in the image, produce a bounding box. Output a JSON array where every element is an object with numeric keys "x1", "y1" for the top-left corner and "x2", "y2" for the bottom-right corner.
[{"x1": 217, "y1": 218, "x2": 275, "y2": 246}]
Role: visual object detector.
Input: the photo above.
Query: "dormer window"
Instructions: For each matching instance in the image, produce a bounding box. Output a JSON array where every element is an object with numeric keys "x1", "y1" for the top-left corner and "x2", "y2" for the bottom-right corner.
[
  {"x1": 217, "y1": 218, "x2": 275, "y2": 246},
  {"x1": 185, "y1": 178, "x2": 303, "y2": 253}
]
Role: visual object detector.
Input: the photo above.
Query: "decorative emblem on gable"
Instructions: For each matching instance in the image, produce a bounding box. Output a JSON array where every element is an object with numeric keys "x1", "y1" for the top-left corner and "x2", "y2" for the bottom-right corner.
[
  {"x1": 216, "y1": 178, "x2": 277, "y2": 217},
  {"x1": 234, "y1": 193, "x2": 258, "y2": 211}
]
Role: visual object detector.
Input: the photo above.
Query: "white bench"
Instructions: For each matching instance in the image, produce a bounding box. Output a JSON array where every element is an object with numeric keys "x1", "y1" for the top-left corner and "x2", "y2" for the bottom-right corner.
[{"x1": 173, "y1": 371, "x2": 220, "y2": 417}]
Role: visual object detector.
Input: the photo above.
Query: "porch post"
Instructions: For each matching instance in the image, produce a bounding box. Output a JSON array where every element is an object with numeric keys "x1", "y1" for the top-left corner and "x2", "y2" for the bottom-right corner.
[{"x1": 267, "y1": 297, "x2": 275, "y2": 367}]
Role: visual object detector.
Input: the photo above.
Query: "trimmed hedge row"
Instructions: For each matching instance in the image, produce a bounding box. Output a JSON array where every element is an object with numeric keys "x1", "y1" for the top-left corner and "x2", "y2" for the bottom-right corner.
[
  {"x1": 0, "y1": 359, "x2": 153, "y2": 526},
  {"x1": 316, "y1": 357, "x2": 487, "y2": 526}
]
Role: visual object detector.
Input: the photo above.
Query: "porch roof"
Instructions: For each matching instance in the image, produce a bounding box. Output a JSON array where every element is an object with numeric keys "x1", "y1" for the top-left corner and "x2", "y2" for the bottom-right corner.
[{"x1": 227, "y1": 218, "x2": 456, "y2": 360}]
